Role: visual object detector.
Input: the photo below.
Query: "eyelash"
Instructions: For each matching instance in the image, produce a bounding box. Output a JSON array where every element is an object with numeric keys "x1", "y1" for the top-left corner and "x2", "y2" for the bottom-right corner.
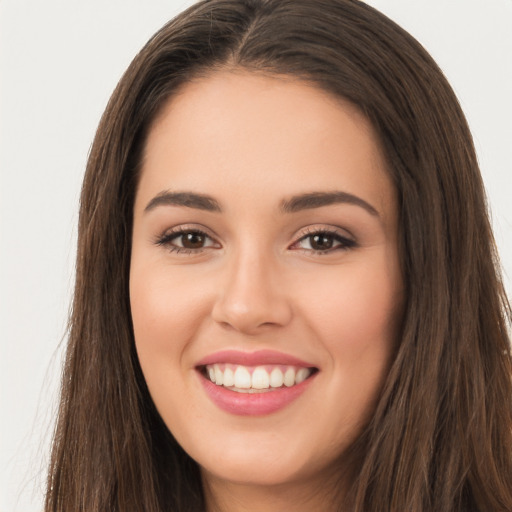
[
  {"x1": 155, "y1": 226, "x2": 356, "y2": 255},
  {"x1": 155, "y1": 227, "x2": 217, "y2": 255},
  {"x1": 290, "y1": 227, "x2": 356, "y2": 254}
]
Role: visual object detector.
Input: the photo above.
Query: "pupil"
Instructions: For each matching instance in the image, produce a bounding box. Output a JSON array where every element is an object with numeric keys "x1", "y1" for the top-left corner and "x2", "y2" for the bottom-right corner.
[
  {"x1": 311, "y1": 234, "x2": 333, "y2": 250},
  {"x1": 183, "y1": 232, "x2": 205, "y2": 249}
]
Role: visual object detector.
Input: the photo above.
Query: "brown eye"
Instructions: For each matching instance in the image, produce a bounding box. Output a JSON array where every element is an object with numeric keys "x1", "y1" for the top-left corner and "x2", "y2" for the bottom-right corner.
[
  {"x1": 293, "y1": 230, "x2": 356, "y2": 253},
  {"x1": 157, "y1": 229, "x2": 218, "y2": 253},
  {"x1": 180, "y1": 231, "x2": 206, "y2": 249},
  {"x1": 309, "y1": 234, "x2": 335, "y2": 251}
]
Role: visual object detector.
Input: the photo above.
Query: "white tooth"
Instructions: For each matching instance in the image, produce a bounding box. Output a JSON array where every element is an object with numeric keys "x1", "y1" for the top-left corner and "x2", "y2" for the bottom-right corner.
[
  {"x1": 270, "y1": 367, "x2": 284, "y2": 388},
  {"x1": 214, "y1": 364, "x2": 223, "y2": 385},
  {"x1": 223, "y1": 366, "x2": 234, "y2": 387},
  {"x1": 208, "y1": 367, "x2": 216, "y2": 383},
  {"x1": 252, "y1": 366, "x2": 270, "y2": 389},
  {"x1": 284, "y1": 367, "x2": 296, "y2": 387},
  {"x1": 295, "y1": 368, "x2": 311, "y2": 384},
  {"x1": 234, "y1": 366, "x2": 251, "y2": 389}
]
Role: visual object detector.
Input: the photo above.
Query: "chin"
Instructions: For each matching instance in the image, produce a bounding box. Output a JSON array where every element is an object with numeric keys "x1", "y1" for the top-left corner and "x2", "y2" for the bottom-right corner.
[
  {"x1": 199, "y1": 452, "x2": 320, "y2": 488},
  {"x1": 182, "y1": 422, "x2": 354, "y2": 490}
]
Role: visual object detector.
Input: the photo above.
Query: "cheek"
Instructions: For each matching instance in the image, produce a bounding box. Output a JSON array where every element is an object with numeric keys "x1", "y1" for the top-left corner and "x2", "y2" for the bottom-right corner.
[
  {"x1": 129, "y1": 265, "x2": 211, "y2": 429},
  {"x1": 305, "y1": 260, "x2": 401, "y2": 346},
  {"x1": 129, "y1": 263, "x2": 205, "y2": 415},
  {"x1": 300, "y1": 255, "x2": 402, "y2": 410},
  {"x1": 130, "y1": 263, "x2": 212, "y2": 354}
]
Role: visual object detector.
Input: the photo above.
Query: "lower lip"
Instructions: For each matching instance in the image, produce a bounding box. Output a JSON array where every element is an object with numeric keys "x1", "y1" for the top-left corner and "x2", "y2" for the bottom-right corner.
[{"x1": 198, "y1": 371, "x2": 317, "y2": 416}]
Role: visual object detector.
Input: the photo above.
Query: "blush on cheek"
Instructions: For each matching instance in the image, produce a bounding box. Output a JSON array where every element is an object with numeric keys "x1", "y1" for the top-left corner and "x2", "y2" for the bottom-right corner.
[{"x1": 131, "y1": 273, "x2": 204, "y2": 345}]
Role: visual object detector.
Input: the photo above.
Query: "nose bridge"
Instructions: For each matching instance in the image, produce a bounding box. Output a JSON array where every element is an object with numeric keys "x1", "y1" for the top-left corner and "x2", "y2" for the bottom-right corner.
[{"x1": 212, "y1": 240, "x2": 292, "y2": 333}]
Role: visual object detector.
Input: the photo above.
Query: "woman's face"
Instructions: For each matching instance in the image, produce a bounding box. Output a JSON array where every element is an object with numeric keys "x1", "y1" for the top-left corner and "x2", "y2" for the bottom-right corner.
[{"x1": 130, "y1": 71, "x2": 403, "y2": 492}]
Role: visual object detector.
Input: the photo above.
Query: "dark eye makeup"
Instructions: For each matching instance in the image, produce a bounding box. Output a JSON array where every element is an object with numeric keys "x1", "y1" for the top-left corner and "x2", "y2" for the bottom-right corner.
[
  {"x1": 154, "y1": 225, "x2": 357, "y2": 255},
  {"x1": 290, "y1": 229, "x2": 356, "y2": 253},
  {"x1": 155, "y1": 227, "x2": 219, "y2": 254}
]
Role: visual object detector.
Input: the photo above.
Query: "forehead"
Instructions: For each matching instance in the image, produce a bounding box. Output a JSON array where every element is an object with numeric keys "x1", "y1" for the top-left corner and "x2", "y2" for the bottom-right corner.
[{"x1": 137, "y1": 71, "x2": 395, "y2": 222}]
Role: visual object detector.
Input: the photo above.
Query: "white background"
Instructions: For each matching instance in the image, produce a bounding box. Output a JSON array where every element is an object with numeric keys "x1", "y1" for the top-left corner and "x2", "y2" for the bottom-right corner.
[{"x1": 1, "y1": 1, "x2": 510, "y2": 510}]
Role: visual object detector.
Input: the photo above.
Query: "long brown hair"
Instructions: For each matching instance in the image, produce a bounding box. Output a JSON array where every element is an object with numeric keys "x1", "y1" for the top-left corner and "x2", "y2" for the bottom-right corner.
[{"x1": 45, "y1": 1, "x2": 512, "y2": 510}]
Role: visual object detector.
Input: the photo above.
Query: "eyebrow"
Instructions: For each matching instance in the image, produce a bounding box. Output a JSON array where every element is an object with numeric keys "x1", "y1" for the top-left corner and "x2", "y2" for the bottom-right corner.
[
  {"x1": 144, "y1": 191, "x2": 222, "y2": 213},
  {"x1": 144, "y1": 189, "x2": 379, "y2": 217},
  {"x1": 280, "y1": 191, "x2": 379, "y2": 216}
]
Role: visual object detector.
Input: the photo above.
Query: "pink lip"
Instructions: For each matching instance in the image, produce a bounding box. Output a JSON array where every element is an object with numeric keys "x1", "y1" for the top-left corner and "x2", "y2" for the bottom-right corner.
[
  {"x1": 198, "y1": 371, "x2": 317, "y2": 416},
  {"x1": 195, "y1": 349, "x2": 315, "y2": 368},
  {"x1": 195, "y1": 350, "x2": 318, "y2": 416}
]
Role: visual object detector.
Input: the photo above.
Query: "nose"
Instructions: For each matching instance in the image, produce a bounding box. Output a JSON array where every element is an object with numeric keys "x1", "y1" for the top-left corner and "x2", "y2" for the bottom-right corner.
[{"x1": 211, "y1": 249, "x2": 293, "y2": 334}]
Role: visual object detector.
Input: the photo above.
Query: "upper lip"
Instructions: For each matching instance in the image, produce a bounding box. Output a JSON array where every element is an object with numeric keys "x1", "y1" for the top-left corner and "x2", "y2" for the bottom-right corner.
[{"x1": 195, "y1": 349, "x2": 317, "y2": 368}]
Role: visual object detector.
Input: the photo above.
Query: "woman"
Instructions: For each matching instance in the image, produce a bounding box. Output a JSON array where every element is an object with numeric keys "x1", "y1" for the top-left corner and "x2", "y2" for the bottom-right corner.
[{"x1": 45, "y1": 0, "x2": 512, "y2": 510}]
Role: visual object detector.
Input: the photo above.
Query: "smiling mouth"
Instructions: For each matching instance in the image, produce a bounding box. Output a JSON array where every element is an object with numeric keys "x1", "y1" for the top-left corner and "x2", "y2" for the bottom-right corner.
[{"x1": 199, "y1": 364, "x2": 318, "y2": 393}]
